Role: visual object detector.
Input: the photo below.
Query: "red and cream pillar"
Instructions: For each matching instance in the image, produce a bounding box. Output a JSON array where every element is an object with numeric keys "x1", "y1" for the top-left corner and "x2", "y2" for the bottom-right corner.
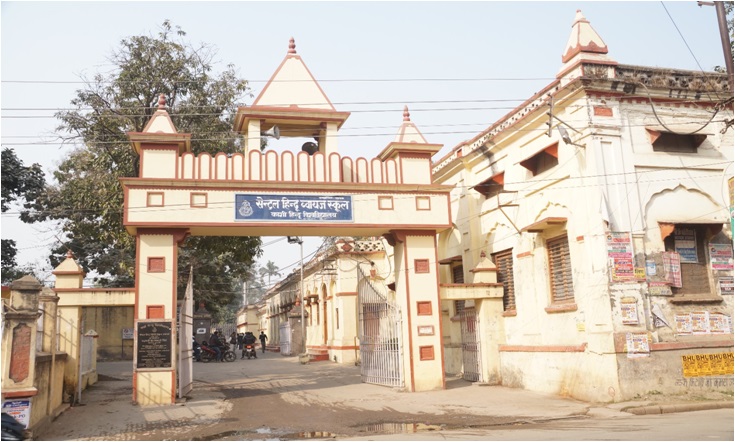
[
  {"x1": 386, "y1": 230, "x2": 445, "y2": 392},
  {"x1": 133, "y1": 228, "x2": 188, "y2": 405}
]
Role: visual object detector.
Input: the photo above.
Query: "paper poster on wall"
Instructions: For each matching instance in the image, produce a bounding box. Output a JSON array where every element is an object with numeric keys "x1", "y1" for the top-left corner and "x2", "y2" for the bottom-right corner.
[
  {"x1": 674, "y1": 227, "x2": 698, "y2": 263},
  {"x1": 606, "y1": 232, "x2": 634, "y2": 281},
  {"x1": 675, "y1": 313, "x2": 692, "y2": 335},
  {"x1": 709, "y1": 244, "x2": 734, "y2": 270},
  {"x1": 2, "y1": 400, "x2": 30, "y2": 429},
  {"x1": 620, "y1": 298, "x2": 639, "y2": 325},
  {"x1": 648, "y1": 282, "x2": 673, "y2": 296},
  {"x1": 691, "y1": 311, "x2": 710, "y2": 335},
  {"x1": 681, "y1": 352, "x2": 734, "y2": 377},
  {"x1": 719, "y1": 277, "x2": 734, "y2": 296},
  {"x1": 662, "y1": 251, "x2": 682, "y2": 288},
  {"x1": 646, "y1": 260, "x2": 657, "y2": 276},
  {"x1": 651, "y1": 304, "x2": 670, "y2": 328},
  {"x1": 626, "y1": 333, "x2": 650, "y2": 358},
  {"x1": 709, "y1": 313, "x2": 732, "y2": 334}
]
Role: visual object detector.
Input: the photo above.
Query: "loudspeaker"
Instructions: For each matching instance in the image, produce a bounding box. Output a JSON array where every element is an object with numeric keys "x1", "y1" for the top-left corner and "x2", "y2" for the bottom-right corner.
[{"x1": 261, "y1": 126, "x2": 280, "y2": 140}]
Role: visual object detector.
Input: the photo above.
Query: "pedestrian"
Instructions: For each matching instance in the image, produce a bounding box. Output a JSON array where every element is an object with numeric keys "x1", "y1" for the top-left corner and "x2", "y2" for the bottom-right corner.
[
  {"x1": 243, "y1": 331, "x2": 257, "y2": 358},
  {"x1": 209, "y1": 331, "x2": 223, "y2": 362},
  {"x1": 192, "y1": 335, "x2": 201, "y2": 362},
  {"x1": 237, "y1": 332, "x2": 244, "y2": 351},
  {"x1": 229, "y1": 331, "x2": 237, "y2": 352},
  {"x1": 259, "y1": 331, "x2": 268, "y2": 354}
]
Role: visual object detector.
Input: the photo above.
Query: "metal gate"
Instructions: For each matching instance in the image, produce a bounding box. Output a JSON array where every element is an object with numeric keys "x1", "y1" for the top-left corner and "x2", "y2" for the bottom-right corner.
[
  {"x1": 460, "y1": 307, "x2": 482, "y2": 382},
  {"x1": 178, "y1": 270, "x2": 194, "y2": 398},
  {"x1": 279, "y1": 322, "x2": 292, "y2": 356},
  {"x1": 357, "y1": 265, "x2": 403, "y2": 388}
]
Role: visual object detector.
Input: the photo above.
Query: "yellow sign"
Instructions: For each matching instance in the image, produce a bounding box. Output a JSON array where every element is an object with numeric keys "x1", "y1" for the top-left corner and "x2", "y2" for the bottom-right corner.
[{"x1": 681, "y1": 352, "x2": 734, "y2": 377}]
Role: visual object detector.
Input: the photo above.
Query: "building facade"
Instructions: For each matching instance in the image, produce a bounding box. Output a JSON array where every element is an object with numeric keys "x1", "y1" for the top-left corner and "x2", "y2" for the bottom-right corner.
[{"x1": 432, "y1": 10, "x2": 733, "y2": 402}]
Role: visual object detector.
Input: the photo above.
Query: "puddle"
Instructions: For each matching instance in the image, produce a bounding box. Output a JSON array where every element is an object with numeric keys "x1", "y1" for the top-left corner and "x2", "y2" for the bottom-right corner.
[
  {"x1": 280, "y1": 431, "x2": 338, "y2": 440},
  {"x1": 359, "y1": 422, "x2": 444, "y2": 434},
  {"x1": 191, "y1": 430, "x2": 241, "y2": 441},
  {"x1": 191, "y1": 428, "x2": 338, "y2": 441}
]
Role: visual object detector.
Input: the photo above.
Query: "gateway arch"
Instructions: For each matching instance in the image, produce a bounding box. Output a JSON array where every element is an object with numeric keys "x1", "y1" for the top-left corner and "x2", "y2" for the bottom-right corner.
[{"x1": 122, "y1": 39, "x2": 452, "y2": 404}]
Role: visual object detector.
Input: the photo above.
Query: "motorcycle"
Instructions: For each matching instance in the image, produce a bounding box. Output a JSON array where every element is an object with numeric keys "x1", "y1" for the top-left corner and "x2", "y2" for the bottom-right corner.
[
  {"x1": 200, "y1": 341, "x2": 236, "y2": 362},
  {"x1": 243, "y1": 343, "x2": 257, "y2": 359},
  {"x1": 1, "y1": 413, "x2": 28, "y2": 441}
]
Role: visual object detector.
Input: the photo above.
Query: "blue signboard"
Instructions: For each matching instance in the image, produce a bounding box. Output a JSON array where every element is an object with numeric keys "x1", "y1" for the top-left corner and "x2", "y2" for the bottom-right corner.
[{"x1": 235, "y1": 194, "x2": 353, "y2": 222}]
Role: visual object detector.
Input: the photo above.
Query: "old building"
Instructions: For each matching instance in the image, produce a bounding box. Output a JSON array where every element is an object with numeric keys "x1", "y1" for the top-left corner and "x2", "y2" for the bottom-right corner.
[{"x1": 432, "y1": 10, "x2": 733, "y2": 401}]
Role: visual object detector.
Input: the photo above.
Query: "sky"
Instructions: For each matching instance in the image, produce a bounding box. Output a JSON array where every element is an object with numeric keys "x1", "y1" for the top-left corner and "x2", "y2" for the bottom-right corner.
[{"x1": 1, "y1": 0, "x2": 730, "y2": 286}]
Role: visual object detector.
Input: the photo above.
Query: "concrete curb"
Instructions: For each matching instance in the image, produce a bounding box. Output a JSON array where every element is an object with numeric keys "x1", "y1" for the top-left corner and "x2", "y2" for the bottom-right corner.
[{"x1": 623, "y1": 401, "x2": 733, "y2": 415}]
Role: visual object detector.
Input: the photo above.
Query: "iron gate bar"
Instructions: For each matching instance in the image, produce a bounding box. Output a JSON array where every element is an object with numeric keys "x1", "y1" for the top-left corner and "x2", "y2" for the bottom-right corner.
[{"x1": 357, "y1": 265, "x2": 404, "y2": 388}]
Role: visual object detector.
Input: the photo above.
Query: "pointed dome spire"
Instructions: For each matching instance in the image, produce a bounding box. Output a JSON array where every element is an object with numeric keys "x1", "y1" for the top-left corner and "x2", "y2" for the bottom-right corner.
[
  {"x1": 393, "y1": 105, "x2": 428, "y2": 144},
  {"x1": 561, "y1": 10, "x2": 609, "y2": 63},
  {"x1": 142, "y1": 94, "x2": 177, "y2": 134},
  {"x1": 288, "y1": 37, "x2": 297, "y2": 54}
]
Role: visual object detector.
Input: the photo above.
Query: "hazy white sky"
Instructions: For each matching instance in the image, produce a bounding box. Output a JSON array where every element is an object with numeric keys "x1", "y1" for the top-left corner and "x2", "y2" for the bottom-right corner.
[{"x1": 1, "y1": 1, "x2": 730, "y2": 285}]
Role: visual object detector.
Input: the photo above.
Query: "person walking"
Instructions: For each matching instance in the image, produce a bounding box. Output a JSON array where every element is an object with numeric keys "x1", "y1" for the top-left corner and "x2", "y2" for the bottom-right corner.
[{"x1": 259, "y1": 331, "x2": 268, "y2": 354}]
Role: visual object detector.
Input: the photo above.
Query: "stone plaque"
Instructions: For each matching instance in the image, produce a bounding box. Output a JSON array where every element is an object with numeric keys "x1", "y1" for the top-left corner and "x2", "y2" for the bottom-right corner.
[{"x1": 136, "y1": 321, "x2": 172, "y2": 369}]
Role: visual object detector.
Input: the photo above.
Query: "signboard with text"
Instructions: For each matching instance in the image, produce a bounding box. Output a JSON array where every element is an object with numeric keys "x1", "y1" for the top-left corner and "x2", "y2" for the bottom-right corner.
[
  {"x1": 234, "y1": 194, "x2": 353, "y2": 222},
  {"x1": 606, "y1": 232, "x2": 634, "y2": 281},
  {"x1": 135, "y1": 320, "x2": 173, "y2": 369},
  {"x1": 2, "y1": 400, "x2": 30, "y2": 428}
]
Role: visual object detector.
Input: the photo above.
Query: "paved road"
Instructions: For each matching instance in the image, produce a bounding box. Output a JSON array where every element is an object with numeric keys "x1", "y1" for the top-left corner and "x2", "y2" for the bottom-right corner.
[
  {"x1": 34, "y1": 351, "x2": 733, "y2": 441},
  {"x1": 343, "y1": 408, "x2": 735, "y2": 441}
]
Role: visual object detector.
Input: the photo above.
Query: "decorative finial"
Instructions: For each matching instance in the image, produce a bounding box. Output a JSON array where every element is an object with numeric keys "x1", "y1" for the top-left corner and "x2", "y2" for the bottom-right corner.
[
  {"x1": 288, "y1": 37, "x2": 296, "y2": 54},
  {"x1": 403, "y1": 105, "x2": 410, "y2": 122},
  {"x1": 66, "y1": 250, "x2": 74, "y2": 259},
  {"x1": 480, "y1": 251, "x2": 486, "y2": 258},
  {"x1": 158, "y1": 94, "x2": 166, "y2": 110}
]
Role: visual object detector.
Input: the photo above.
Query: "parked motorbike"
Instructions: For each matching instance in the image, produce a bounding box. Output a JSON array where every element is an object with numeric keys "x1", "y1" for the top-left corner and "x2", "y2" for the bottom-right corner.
[
  {"x1": 243, "y1": 343, "x2": 257, "y2": 359},
  {"x1": 200, "y1": 342, "x2": 236, "y2": 362},
  {"x1": 1, "y1": 413, "x2": 28, "y2": 441}
]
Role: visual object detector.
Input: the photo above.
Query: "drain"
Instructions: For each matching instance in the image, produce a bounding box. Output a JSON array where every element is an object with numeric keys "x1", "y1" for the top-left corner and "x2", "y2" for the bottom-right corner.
[
  {"x1": 191, "y1": 430, "x2": 241, "y2": 441},
  {"x1": 280, "y1": 431, "x2": 338, "y2": 440}
]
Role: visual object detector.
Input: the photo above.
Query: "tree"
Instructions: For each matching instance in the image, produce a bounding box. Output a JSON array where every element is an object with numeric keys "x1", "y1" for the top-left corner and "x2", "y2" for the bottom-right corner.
[
  {"x1": 24, "y1": 21, "x2": 262, "y2": 306},
  {"x1": 1, "y1": 148, "x2": 46, "y2": 283},
  {"x1": 259, "y1": 260, "x2": 282, "y2": 287}
]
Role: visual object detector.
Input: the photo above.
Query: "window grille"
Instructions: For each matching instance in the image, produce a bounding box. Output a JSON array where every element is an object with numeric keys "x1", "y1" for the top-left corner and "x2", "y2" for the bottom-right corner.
[
  {"x1": 492, "y1": 249, "x2": 516, "y2": 311},
  {"x1": 547, "y1": 235, "x2": 574, "y2": 303}
]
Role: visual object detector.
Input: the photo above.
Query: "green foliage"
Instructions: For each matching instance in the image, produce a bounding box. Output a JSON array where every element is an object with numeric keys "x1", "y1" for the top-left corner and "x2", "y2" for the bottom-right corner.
[
  {"x1": 1, "y1": 148, "x2": 46, "y2": 283},
  {"x1": 25, "y1": 21, "x2": 261, "y2": 306},
  {"x1": 259, "y1": 260, "x2": 281, "y2": 286}
]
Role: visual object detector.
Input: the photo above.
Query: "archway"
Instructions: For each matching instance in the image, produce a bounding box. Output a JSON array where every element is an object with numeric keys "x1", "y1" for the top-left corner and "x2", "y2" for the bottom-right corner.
[{"x1": 122, "y1": 39, "x2": 452, "y2": 405}]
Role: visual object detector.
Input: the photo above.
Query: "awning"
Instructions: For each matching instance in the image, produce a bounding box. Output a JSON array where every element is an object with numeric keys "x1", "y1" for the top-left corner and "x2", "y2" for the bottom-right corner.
[
  {"x1": 519, "y1": 142, "x2": 558, "y2": 171},
  {"x1": 521, "y1": 217, "x2": 567, "y2": 233},
  {"x1": 645, "y1": 125, "x2": 710, "y2": 148},
  {"x1": 438, "y1": 255, "x2": 463, "y2": 265},
  {"x1": 472, "y1": 172, "x2": 504, "y2": 195}
]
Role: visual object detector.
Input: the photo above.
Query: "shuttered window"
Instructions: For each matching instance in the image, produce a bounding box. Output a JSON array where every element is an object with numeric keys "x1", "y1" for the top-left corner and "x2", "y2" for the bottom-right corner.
[
  {"x1": 452, "y1": 264, "x2": 465, "y2": 314},
  {"x1": 452, "y1": 264, "x2": 464, "y2": 283},
  {"x1": 492, "y1": 249, "x2": 516, "y2": 311},
  {"x1": 547, "y1": 235, "x2": 574, "y2": 303}
]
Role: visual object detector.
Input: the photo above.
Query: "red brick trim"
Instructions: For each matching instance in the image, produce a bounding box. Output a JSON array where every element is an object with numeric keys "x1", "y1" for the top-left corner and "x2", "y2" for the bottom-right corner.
[
  {"x1": 516, "y1": 251, "x2": 532, "y2": 259},
  {"x1": 3, "y1": 388, "x2": 39, "y2": 398},
  {"x1": 502, "y1": 310, "x2": 518, "y2": 317},
  {"x1": 545, "y1": 303, "x2": 578, "y2": 314},
  {"x1": 650, "y1": 340, "x2": 733, "y2": 352},
  {"x1": 335, "y1": 292, "x2": 357, "y2": 297}
]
